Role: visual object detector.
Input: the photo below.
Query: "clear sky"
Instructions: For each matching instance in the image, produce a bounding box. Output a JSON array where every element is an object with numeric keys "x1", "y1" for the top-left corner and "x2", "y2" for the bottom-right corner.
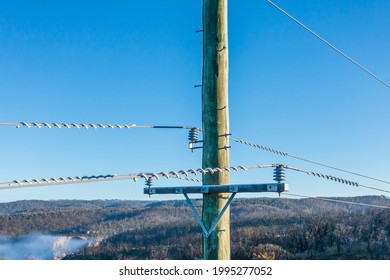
[{"x1": 1, "y1": 0, "x2": 389, "y2": 202}]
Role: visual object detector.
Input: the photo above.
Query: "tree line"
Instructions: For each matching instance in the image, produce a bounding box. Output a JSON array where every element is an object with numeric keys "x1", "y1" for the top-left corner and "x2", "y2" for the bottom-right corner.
[{"x1": 0, "y1": 196, "x2": 389, "y2": 259}]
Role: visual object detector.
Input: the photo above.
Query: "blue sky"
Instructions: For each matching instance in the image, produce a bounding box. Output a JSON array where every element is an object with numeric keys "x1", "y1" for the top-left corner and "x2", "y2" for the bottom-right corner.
[{"x1": 0, "y1": 0, "x2": 389, "y2": 202}]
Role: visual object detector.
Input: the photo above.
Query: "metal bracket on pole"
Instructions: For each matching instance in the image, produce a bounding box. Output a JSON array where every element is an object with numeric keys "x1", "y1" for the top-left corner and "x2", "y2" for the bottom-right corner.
[
  {"x1": 183, "y1": 192, "x2": 236, "y2": 239},
  {"x1": 183, "y1": 193, "x2": 209, "y2": 238},
  {"x1": 188, "y1": 140, "x2": 204, "y2": 152},
  {"x1": 144, "y1": 183, "x2": 288, "y2": 238}
]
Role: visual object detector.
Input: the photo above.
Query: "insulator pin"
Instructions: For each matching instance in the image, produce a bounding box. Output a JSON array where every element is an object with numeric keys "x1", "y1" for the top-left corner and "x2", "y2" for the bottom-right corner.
[
  {"x1": 188, "y1": 128, "x2": 203, "y2": 152},
  {"x1": 188, "y1": 128, "x2": 199, "y2": 142},
  {"x1": 273, "y1": 165, "x2": 285, "y2": 183},
  {"x1": 145, "y1": 177, "x2": 154, "y2": 187}
]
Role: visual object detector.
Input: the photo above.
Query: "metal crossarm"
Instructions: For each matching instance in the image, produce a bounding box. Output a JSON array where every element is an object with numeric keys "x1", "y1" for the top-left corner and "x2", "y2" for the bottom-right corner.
[{"x1": 143, "y1": 183, "x2": 288, "y2": 195}]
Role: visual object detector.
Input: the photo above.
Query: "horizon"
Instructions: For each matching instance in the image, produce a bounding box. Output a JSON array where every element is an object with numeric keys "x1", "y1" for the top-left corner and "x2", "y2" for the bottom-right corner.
[{"x1": 1, "y1": 193, "x2": 388, "y2": 204}]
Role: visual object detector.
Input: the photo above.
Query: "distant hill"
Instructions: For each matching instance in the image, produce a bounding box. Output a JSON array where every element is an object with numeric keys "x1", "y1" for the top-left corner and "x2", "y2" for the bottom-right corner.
[
  {"x1": 0, "y1": 196, "x2": 389, "y2": 260},
  {"x1": 0, "y1": 199, "x2": 150, "y2": 216}
]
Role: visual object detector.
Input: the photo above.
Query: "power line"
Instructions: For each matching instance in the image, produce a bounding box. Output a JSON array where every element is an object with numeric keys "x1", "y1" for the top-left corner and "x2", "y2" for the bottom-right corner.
[
  {"x1": 8, "y1": 166, "x2": 387, "y2": 208},
  {"x1": 231, "y1": 137, "x2": 390, "y2": 186},
  {"x1": 0, "y1": 165, "x2": 273, "y2": 191},
  {"x1": 0, "y1": 122, "x2": 196, "y2": 130},
  {"x1": 265, "y1": 0, "x2": 390, "y2": 89},
  {"x1": 284, "y1": 165, "x2": 358, "y2": 186},
  {"x1": 3, "y1": 163, "x2": 390, "y2": 196},
  {"x1": 283, "y1": 165, "x2": 390, "y2": 195},
  {"x1": 8, "y1": 122, "x2": 389, "y2": 190},
  {"x1": 231, "y1": 138, "x2": 287, "y2": 156},
  {"x1": 282, "y1": 192, "x2": 390, "y2": 210}
]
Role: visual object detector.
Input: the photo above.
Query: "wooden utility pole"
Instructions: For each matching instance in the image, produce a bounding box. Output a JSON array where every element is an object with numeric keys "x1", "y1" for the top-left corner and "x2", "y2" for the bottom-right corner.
[{"x1": 202, "y1": 0, "x2": 230, "y2": 260}]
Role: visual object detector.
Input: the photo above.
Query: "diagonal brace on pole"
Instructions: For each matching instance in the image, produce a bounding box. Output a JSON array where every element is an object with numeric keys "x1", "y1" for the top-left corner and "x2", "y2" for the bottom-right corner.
[{"x1": 183, "y1": 192, "x2": 236, "y2": 239}]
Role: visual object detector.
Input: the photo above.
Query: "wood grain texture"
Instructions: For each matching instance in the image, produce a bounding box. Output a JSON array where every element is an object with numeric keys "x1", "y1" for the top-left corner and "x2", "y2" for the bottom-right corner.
[{"x1": 201, "y1": 0, "x2": 230, "y2": 260}]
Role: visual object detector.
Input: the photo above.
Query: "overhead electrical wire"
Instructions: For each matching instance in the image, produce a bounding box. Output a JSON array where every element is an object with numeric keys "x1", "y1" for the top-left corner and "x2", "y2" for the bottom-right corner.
[
  {"x1": 281, "y1": 192, "x2": 390, "y2": 210},
  {"x1": 283, "y1": 165, "x2": 390, "y2": 195},
  {"x1": 265, "y1": 0, "x2": 390, "y2": 89},
  {"x1": 0, "y1": 175, "x2": 201, "y2": 190},
  {"x1": 10, "y1": 121, "x2": 389, "y2": 190},
  {"x1": 2, "y1": 164, "x2": 390, "y2": 196},
  {"x1": 231, "y1": 137, "x2": 390, "y2": 186},
  {"x1": 2, "y1": 164, "x2": 389, "y2": 210},
  {"x1": 0, "y1": 165, "x2": 272, "y2": 190},
  {"x1": 2, "y1": 122, "x2": 389, "y2": 195},
  {"x1": 0, "y1": 122, "x2": 196, "y2": 130}
]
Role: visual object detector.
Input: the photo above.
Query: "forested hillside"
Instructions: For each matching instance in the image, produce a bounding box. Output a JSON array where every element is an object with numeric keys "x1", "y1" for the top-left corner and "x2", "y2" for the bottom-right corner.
[{"x1": 0, "y1": 196, "x2": 389, "y2": 260}]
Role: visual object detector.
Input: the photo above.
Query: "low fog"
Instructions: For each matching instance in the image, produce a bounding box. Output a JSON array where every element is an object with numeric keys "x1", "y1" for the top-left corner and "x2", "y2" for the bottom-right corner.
[{"x1": 0, "y1": 233, "x2": 90, "y2": 260}]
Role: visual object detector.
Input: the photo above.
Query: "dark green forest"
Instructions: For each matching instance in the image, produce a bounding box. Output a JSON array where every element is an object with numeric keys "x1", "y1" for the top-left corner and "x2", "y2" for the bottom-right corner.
[{"x1": 0, "y1": 196, "x2": 389, "y2": 260}]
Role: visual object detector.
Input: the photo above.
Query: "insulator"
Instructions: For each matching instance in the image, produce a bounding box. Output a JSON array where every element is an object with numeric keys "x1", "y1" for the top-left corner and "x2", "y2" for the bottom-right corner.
[
  {"x1": 145, "y1": 177, "x2": 154, "y2": 187},
  {"x1": 273, "y1": 165, "x2": 285, "y2": 183},
  {"x1": 188, "y1": 128, "x2": 199, "y2": 142}
]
